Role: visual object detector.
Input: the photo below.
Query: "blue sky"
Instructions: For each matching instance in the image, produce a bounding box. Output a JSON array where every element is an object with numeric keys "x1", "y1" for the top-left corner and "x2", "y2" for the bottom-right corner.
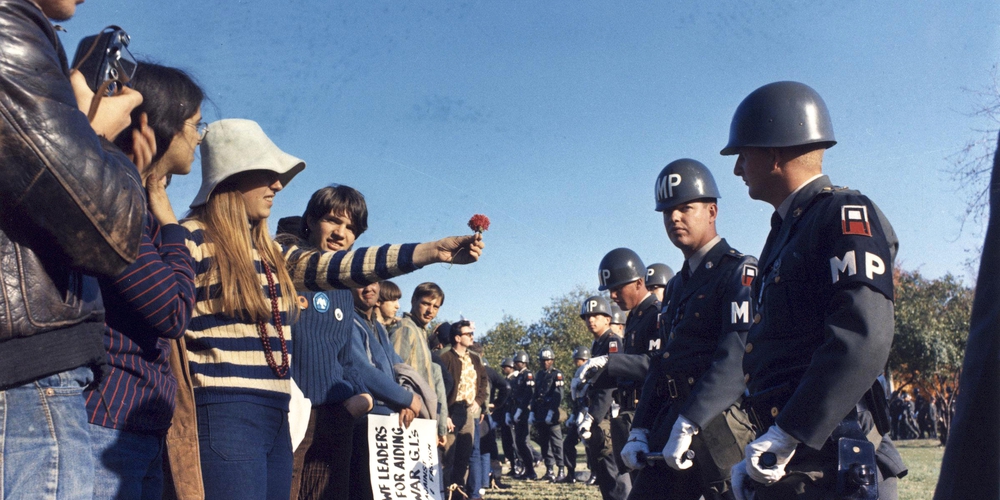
[{"x1": 62, "y1": 1, "x2": 1000, "y2": 332}]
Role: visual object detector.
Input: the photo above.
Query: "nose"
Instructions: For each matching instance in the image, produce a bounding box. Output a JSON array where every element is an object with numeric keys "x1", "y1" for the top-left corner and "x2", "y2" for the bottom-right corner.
[
  {"x1": 270, "y1": 178, "x2": 284, "y2": 193},
  {"x1": 733, "y1": 155, "x2": 744, "y2": 176}
]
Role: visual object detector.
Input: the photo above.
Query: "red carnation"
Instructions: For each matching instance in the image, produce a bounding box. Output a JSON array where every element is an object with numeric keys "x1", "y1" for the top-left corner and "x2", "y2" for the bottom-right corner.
[{"x1": 468, "y1": 214, "x2": 490, "y2": 233}]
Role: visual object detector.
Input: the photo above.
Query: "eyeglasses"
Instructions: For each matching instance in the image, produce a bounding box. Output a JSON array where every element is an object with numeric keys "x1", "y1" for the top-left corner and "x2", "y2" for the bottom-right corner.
[
  {"x1": 460, "y1": 331, "x2": 475, "y2": 337},
  {"x1": 187, "y1": 121, "x2": 209, "y2": 141}
]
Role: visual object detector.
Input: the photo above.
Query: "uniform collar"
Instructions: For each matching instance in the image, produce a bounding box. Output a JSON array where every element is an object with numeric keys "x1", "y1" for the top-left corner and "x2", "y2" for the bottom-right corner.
[
  {"x1": 632, "y1": 293, "x2": 658, "y2": 316},
  {"x1": 686, "y1": 235, "x2": 722, "y2": 272},
  {"x1": 776, "y1": 174, "x2": 827, "y2": 220}
]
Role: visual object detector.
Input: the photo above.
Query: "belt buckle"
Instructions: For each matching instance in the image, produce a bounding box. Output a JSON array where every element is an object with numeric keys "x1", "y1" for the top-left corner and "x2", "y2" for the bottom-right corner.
[{"x1": 667, "y1": 378, "x2": 678, "y2": 399}]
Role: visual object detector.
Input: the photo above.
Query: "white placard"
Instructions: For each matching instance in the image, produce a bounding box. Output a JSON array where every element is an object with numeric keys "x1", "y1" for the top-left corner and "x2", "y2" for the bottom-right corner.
[{"x1": 368, "y1": 414, "x2": 442, "y2": 500}]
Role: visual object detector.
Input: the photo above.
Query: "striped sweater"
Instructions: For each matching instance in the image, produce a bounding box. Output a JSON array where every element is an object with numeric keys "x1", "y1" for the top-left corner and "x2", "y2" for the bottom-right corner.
[
  {"x1": 181, "y1": 219, "x2": 419, "y2": 409},
  {"x1": 85, "y1": 212, "x2": 196, "y2": 433}
]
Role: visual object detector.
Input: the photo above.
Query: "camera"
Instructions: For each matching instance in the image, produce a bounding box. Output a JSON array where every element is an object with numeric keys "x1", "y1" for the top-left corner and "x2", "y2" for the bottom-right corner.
[{"x1": 71, "y1": 26, "x2": 137, "y2": 97}]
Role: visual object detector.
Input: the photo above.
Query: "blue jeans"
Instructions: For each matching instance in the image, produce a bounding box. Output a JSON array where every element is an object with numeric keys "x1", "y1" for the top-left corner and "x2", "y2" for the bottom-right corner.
[
  {"x1": 466, "y1": 418, "x2": 482, "y2": 497},
  {"x1": 197, "y1": 402, "x2": 292, "y2": 500},
  {"x1": 90, "y1": 424, "x2": 163, "y2": 500},
  {"x1": 0, "y1": 366, "x2": 94, "y2": 500}
]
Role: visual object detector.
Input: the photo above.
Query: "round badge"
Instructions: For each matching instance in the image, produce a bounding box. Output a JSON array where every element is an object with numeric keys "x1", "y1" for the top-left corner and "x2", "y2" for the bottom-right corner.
[
  {"x1": 297, "y1": 295, "x2": 309, "y2": 310},
  {"x1": 312, "y1": 292, "x2": 330, "y2": 313},
  {"x1": 334, "y1": 308, "x2": 344, "y2": 321}
]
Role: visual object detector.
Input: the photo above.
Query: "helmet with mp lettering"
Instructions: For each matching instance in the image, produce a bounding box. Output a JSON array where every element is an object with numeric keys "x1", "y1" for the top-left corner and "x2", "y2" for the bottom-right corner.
[
  {"x1": 573, "y1": 346, "x2": 592, "y2": 361},
  {"x1": 654, "y1": 159, "x2": 721, "y2": 212},
  {"x1": 645, "y1": 263, "x2": 675, "y2": 289},
  {"x1": 598, "y1": 248, "x2": 645, "y2": 291},
  {"x1": 579, "y1": 296, "x2": 613, "y2": 319},
  {"x1": 513, "y1": 351, "x2": 529, "y2": 364},
  {"x1": 539, "y1": 347, "x2": 555, "y2": 361},
  {"x1": 501, "y1": 357, "x2": 514, "y2": 369},
  {"x1": 610, "y1": 303, "x2": 626, "y2": 325},
  {"x1": 721, "y1": 81, "x2": 836, "y2": 156}
]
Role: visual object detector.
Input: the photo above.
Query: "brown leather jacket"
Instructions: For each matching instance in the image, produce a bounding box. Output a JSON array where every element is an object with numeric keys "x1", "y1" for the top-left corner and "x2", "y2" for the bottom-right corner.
[{"x1": 0, "y1": 0, "x2": 145, "y2": 387}]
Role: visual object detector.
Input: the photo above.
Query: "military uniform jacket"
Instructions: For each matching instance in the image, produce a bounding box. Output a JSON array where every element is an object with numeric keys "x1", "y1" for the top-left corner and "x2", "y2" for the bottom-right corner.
[
  {"x1": 745, "y1": 175, "x2": 897, "y2": 450},
  {"x1": 606, "y1": 293, "x2": 663, "y2": 392},
  {"x1": 587, "y1": 330, "x2": 624, "y2": 425},
  {"x1": 531, "y1": 367, "x2": 565, "y2": 418},
  {"x1": 634, "y1": 239, "x2": 756, "y2": 431},
  {"x1": 511, "y1": 367, "x2": 535, "y2": 414}
]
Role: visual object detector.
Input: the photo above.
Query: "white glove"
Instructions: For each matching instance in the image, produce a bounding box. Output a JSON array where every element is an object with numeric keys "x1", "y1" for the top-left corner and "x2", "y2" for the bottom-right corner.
[
  {"x1": 663, "y1": 415, "x2": 698, "y2": 471},
  {"x1": 730, "y1": 460, "x2": 755, "y2": 500},
  {"x1": 545, "y1": 410, "x2": 555, "y2": 425},
  {"x1": 513, "y1": 408, "x2": 523, "y2": 423},
  {"x1": 620, "y1": 428, "x2": 650, "y2": 470},
  {"x1": 577, "y1": 355, "x2": 609, "y2": 384},
  {"x1": 505, "y1": 412, "x2": 513, "y2": 426},
  {"x1": 528, "y1": 412, "x2": 536, "y2": 425},
  {"x1": 577, "y1": 413, "x2": 594, "y2": 438},
  {"x1": 566, "y1": 412, "x2": 577, "y2": 427},
  {"x1": 744, "y1": 424, "x2": 800, "y2": 485}
]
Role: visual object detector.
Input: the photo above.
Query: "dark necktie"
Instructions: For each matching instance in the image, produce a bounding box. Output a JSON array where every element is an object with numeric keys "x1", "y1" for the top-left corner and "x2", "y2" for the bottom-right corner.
[
  {"x1": 759, "y1": 211, "x2": 783, "y2": 267},
  {"x1": 680, "y1": 261, "x2": 692, "y2": 282}
]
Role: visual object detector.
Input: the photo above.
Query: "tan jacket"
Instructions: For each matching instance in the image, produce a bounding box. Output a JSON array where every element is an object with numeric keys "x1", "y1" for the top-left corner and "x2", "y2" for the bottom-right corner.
[{"x1": 162, "y1": 337, "x2": 204, "y2": 500}]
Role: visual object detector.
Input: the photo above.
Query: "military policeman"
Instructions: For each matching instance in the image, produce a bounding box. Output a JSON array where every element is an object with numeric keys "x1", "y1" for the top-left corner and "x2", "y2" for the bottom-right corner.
[
  {"x1": 610, "y1": 303, "x2": 627, "y2": 336},
  {"x1": 645, "y1": 263, "x2": 675, "y2": 303},
  {"x1": 724, "y1": 81, "x2": 905, "y2": 499},
  {"x1": 576, "y1": 297, "x2": 632, "y2": 500},
  {"x1": 580, "y1": 248, "x2": 663, "y2": 479},
  {"x1": 509, "y1": 350, "x2": 539, "y2": 479},
  {"x1": 561, "y1": 346, "x2": 591, "y2": 485},
  {"x1": 498, "y1": 357, "x2": 520, "y2": 476},
  {"x1": 530, "y1": 347, "x2": 566, "y2": 482},
  {"x1": 620, "y1": 159, "x2": 757, "y2": 499}
]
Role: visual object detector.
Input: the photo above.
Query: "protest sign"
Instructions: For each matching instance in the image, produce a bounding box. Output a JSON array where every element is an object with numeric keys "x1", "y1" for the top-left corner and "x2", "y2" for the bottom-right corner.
[{"x1": 368, "y1": 414, "x2": 442, "y2": 500}]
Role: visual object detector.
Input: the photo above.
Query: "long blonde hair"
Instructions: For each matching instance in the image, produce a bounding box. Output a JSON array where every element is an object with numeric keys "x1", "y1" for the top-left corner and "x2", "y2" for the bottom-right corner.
[{"x1": 189, "y1": 186, "x2": 298, "y2": 323}]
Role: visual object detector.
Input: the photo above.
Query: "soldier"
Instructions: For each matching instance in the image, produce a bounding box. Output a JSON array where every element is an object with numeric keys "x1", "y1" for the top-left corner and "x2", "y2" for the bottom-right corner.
[
  {"x1": 530, "y1": 347, "x2": 566, "y2": 482},
  {"x1": 576, "y1": 297, "x2": 632, "y2": 500},
  {"x1": 579, "y1": 248, "x2": 663, "y2": 481},
  {"x1": 498, "y1": 357, "x2": 520, "y2": 475},
  {"x1": 561, "y1": 346, "x2": 591, "y2": 484},
  {"x1": 645, "y1": 263, "x2": 675, "y2": 303},
  {"x1": 620, "y1": 159, "x2": 757, "y2": 499},
  {"x1": 610, "y1": 303, "x2": 627, "y2": 337},
  {"x1": 724, "y1": 81, "x2": 906, "y2": 499},
  {"x1": 509, "y1": 351, "x2": 539, "y2": 480}
]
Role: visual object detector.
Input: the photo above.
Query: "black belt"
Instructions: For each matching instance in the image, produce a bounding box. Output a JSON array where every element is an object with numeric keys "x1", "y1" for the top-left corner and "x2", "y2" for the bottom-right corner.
[{"x1": 655, "y1": 373, "x2": 694, "y2": 401}]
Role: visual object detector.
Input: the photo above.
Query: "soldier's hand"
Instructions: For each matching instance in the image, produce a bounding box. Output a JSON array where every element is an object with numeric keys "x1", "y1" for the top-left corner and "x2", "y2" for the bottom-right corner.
[
  {"x1": 545, "y1": 410, "x2": 555, "y2": 425},
  {"x1": 620, "y1": 428, "x2": 650, "y2": 470},
  {"x1": 577, "y1": 355, "x2": 608, "y2": 384},
  {"x1": 663, "y1": 415, "x2": 698, "y2": 470},
  {"x1": 513, "y1": 408, "x2": 523, "y2": 423},
  {"x1": 505, "y1": 412, "x2": 513, "y2": 426},
  {"x1": 730, "y1": 460, "x2": 756, "y2": 500},
  {"x1": 744, "y1": 424, "x2": 799, "y2": 484},
  {"x1": 527, "y1": 412, "x2": 536, "y2": 426}
]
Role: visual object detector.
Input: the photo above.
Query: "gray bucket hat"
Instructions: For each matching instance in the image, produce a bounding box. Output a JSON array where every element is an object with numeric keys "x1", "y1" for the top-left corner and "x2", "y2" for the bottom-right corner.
[{"x1": 190, "y1": 119, "x2": 306, "y2": 208}]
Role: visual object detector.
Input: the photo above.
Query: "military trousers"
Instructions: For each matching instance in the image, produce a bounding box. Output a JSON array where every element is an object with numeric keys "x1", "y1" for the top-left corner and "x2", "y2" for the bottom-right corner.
[
  {"x1": 535, "y1": 421, "x2": 564, "y2": 468},
  {"x1": 590, "y1": 418, "x2": 631, "y2": 500},
  {"x1": 609, "y1": 411, "x2": 634, "y2": 479}
]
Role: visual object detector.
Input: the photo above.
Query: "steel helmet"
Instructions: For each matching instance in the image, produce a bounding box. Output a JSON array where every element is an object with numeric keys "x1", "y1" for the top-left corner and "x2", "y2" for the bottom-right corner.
[
  {"x1": 580, "y1": 296, "x2": 613, "y2": 319},
  {"x1": 654, "y1": 159, "x2": 721, "y2": 212},
  {"x1": 539, "y1": 347, "x2": 555, "y2": 361},
  {"x1": 721, "y1": 81, "x2": 836, "y2": 156},
  {"x1": 610, "y1": 303, "x2": 626, "y2": 325},
  {"x1": 573, "y1": 346, "x2": 592, "y2": 361},
  {"x1": 645, "y1": 263, "x2": 675, "y2": 288},
  {"x1": 513, "y1": 351, "x2": 529, "y2": 364},
  {"x1": 501, "y1": 357, "x2": 514, "y2": 369},
  {"x1": 598, "y1": 248, "x2": 645, "y2": 291}
]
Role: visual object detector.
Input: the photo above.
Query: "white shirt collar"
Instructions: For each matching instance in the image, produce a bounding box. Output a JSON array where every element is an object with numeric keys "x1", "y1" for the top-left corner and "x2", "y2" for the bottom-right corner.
[{"x1": 686, "y1": 235, "x2": 722, "y2": 274}]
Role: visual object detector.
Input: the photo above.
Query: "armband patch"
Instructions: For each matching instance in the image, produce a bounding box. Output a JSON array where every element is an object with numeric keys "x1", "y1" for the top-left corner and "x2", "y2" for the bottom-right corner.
[
  {"x1": 841, "y1": 205, "x2": 872, "y2": 237},
  {"x1": 609, "y1": 341, "x2": 619, "y2": 353},
  {"x1": 742, "y1": 264, "x2": 757, "y2": 287}
]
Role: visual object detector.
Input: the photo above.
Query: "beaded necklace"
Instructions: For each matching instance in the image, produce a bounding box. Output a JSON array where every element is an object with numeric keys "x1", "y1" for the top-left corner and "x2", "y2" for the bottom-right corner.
[{"x1": 257, "y1": 260, "x2": 289, "y2": 378}]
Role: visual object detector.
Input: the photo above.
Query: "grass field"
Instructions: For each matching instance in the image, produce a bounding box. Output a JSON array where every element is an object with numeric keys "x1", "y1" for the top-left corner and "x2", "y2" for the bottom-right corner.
[{"x1": 483, "y1": 439, "x2": 943, "y2": 499}]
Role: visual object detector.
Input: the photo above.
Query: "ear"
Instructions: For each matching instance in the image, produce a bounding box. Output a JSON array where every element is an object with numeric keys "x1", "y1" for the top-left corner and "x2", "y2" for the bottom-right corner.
[{"x1": 708, "y1": 202, "x2": 718, "y2": 222}]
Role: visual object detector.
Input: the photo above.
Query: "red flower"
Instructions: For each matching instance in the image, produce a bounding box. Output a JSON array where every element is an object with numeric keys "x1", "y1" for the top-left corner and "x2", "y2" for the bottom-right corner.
[{"x1": 468, "y1": 214, "x2": 490, "y2": 233}]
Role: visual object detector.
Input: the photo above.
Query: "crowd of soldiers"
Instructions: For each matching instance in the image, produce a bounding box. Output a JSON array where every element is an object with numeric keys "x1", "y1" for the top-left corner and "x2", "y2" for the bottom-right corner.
[{"x1": 488, "y1": 80, "x2": 907, "y2": 500}]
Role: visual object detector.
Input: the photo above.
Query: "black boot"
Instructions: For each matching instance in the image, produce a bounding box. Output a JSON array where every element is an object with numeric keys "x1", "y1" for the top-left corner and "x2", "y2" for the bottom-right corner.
[
  {"x1": 539, "y1": 467, "x2": 555, "y2": 481},
  {"x1": 554, "y1": 467, "x2": 575, "y2": 483},
  {"x1": 585, "y1": 472, "x2": 597, "y2": 486}
]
